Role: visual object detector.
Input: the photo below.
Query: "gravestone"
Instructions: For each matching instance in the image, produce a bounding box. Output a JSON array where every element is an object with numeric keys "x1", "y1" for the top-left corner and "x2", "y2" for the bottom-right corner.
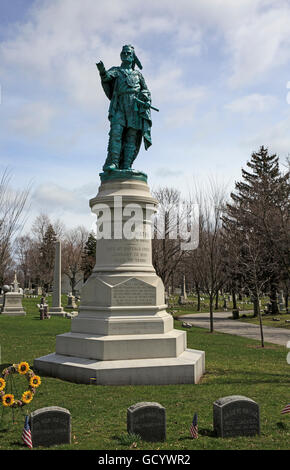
[
  {"x1": 213, "y1": 395, "x2": 260, "y2": 437},
  {"x1": 127, "y1": 402, "x2": 166, "y2": 442},
  {"x1": 164, "y1": 291, "x2": 169, "y2": 305},
  {"x1": 1, "y1": 273, "x2": 26, "y2": 316},
  {"x1": 178, "y1": 275, "x2": 188, "y2": 305},
  {"x1": 278, "y1": 291, "x2": 285, "y2": 311},
  {"x1": 65, "y1": 311, "x2": 78, "y2": 319},
  {"x1": 232, "y1": 309, "x2": 239, "y2": 319},
  {"x1": 12, "y1": 271, "x2": 19, "y2": 293},
  {"x1": 37, "y1": 302, "x2": 50, "y2": 320},
  {"x1": 66, "y1": 293, "x2": 77, "y2": 310},
  {"x1": 30, "y1": 406, "x2": 71, "y2": 447},
  {"x1": 181, "y1": 274, "x2": 187, "y2": 300},
  {"x1": 34, "y1": 287, "x2": 43, "y2": 296},
  {"x1": 1, "y1": 292, "x2": 26, "y2": 316},
  {"x1": 178, "y1": 295, "x2": 186, "y2": 305},
  {"x1": 265, "y1": 302, "x2": 272, "y2": 314},
  {"x1": 182, "y1": 322, "x2": 192, "y2": 328}
]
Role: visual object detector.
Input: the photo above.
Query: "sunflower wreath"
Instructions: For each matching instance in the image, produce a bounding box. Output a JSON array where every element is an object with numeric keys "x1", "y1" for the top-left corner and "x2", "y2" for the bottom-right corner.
[{"x1": 0, "y1": 362, "x2": 41, "y2": 408}]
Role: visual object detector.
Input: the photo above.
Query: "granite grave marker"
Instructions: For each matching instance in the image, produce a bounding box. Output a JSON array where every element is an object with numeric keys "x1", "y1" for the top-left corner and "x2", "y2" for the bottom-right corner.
[
  {"x1": 213, "y1": 395, "x2": 260, "y2": 437},
  {"x1": 127, "y1": 402, "x2": 166, "y2": 442},
  {"x1": 30, "y1": 406, "x2": 71, "y2": 447}
]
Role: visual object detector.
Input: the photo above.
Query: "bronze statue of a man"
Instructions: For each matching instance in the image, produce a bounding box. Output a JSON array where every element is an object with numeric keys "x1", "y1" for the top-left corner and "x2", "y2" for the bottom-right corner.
[{"x1": 97, "y1": 45, "x2": 152, "y2": 172}]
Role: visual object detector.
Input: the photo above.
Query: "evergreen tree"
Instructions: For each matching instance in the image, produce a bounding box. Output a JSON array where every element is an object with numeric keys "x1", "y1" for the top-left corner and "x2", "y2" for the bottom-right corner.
[
  {"x1": 39, "y1": 224, "x2": 57, "y2": 289},
  {"x1": 81, "y1": 233, "x2": 97, "y2": 282},
  {"x1": 223, "y1": 146, "x2": 289, "y2": 316}
]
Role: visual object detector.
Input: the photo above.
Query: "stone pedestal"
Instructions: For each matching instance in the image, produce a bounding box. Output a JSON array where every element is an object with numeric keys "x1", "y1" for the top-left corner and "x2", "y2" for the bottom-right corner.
[
  {"x1": 34, "y1": 178, "x2": 205, "y2": 385},
  {"x1": 1, "y1": 292, "x2": 26, "y2": 316}
]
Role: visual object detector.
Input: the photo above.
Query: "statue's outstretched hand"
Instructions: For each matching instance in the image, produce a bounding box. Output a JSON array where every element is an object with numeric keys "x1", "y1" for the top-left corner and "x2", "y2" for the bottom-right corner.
[{"x1": 96, "y1": 61, "x2": 106, "y2": 74}]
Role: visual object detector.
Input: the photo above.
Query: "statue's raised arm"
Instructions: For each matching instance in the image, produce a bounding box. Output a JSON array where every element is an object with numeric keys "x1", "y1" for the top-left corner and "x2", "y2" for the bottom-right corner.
[
  {"x1": 96, "y1": 45, "x2": 155, "y2": 176},
  {"x1": 96, "y1": 60, "x2": 106, "y2": 75}
]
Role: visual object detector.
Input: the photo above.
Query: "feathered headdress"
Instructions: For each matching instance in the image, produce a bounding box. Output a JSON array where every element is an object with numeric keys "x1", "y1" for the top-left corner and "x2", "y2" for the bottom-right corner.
[{"x1": 121, "y1": 45, "x2": 142, "y2": 70}]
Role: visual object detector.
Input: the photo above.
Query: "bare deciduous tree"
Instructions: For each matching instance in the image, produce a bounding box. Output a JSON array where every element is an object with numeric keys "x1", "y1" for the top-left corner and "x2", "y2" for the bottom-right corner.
[
  {"x1": 62, "y1": 226, "x2": 89, "y2": 294},
  {"x1": 189, "y1": 179, "x2": 228, "y2": 332},
  {"x1": 0, "y1": 169, "x2": 30, "y2": 284},
  {"x1": 152, "y1": 187, "x2": 187, "y2": 291}
]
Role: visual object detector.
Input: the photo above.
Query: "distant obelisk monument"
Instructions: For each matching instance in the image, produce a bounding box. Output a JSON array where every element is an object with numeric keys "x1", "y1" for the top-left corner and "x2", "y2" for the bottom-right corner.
[
  {"x1": 35, "y1": 45, "x2": 205, "y2": 384},
  {"x1": 49, "y1": 240, "x2": 64, "y2": 316}
]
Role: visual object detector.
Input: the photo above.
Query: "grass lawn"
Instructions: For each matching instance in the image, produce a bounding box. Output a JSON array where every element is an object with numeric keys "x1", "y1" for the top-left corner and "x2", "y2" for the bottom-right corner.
[
  {"x1": 169, "y1": 296, "x2": 290, "y2": 331},
  {"x1": 0, "y1": 296, "x2": 289, "y2": 450},
  {"x1": 167, "y1": 294, "x2": 258, "y2": 315},
  {"x1": 237, "y1": 312, "x2": 290, "y2": 329}
]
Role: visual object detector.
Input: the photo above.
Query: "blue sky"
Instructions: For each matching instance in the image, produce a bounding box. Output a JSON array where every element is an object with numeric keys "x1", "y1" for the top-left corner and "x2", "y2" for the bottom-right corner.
[{"x1": 1, "y1": 0, "x2": 290, "y2": 231}]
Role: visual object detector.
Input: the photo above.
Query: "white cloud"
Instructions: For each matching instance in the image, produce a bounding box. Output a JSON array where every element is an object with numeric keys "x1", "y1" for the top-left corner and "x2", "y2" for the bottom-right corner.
[
  {"x1": 2, "y1": 0, "x2": 289, "y2": 109},
  {"x1": 1, "y1": 0, "x2": 290, "y2": 231},
  {"x1": 0, "y1": 1, "x2": 205, "y2": 110},
  {"x1": 27, "y1": 180, "x2": 99, "y2": 232},
  {"x1": 225, "y1": 93, "x2": 277, "y2": 113},
  {"x1": 33, "y1": 183, "x2": 89, "y2": 214},
  {"x1": 147, "y1": 63, "x2": 208, "y2": 128},
  {"x1": 154, "y1": 167, "x2": 183, "y2": 178},
  {"x1": 241, "y1": 112, "x2": 290, "y2": 156},
  {"x1": 226, "y1": 4, "x2": 290, "y2": 88},
  {"x1": 7, "y1": 101, "x2": 58, "y2": 137}
]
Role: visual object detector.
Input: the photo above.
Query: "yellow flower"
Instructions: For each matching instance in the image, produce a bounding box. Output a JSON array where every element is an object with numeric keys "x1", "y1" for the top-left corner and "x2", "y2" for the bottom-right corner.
[
  {"x1": 0, "y1": 378, "x2": 5, "y2": 392},
  {"x1": 29, "y1": 375, "x2": 41, "y2": 388},
  {"x1": 18, "y1": 362, "x2": 30, "y2": 375},
  {"x1": 2, "y1": 394, "x2": 15, "y2": 407},
  {"x1": 21, "y1": 391, "x2": 33, "y2": 404}
]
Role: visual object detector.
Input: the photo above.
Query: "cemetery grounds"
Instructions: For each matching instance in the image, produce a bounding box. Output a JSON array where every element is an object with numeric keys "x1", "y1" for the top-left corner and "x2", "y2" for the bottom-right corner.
[{"x1": 0, "y1": 295, "x2": 289, "y2": 450}]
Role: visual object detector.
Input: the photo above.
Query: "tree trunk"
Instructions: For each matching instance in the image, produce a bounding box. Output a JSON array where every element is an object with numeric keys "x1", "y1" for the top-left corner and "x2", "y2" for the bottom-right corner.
[
  {"x1": 196, "y1": 284, "x2": 201, "y2": 311},
  {"x1": 70, "y1": 274, "x2": 76, "y2": 296},
  {"x1": 232, "y1": 289, "x2": 237, "y2": 310},
  {"x1": 209, "y1": 294, "x2": 214, "y2": 333},
  {"x1": 270, "y1": 284, "x2": 279, "y2": 315},
  {"x1": 252, "y1": 296, "x2": 259, "y2": 317},
  {"x1": 256, "y1": 292, "x2": 264, "y2": 348},
  {"x1": 215, "y1": 290, "x2": 219, "y2": 310}
]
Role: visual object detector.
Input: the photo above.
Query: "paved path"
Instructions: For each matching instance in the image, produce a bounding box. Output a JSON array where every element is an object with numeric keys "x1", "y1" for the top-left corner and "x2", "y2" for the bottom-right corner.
[{"x1": 179, "y1": 311, "x2": 290, "y2": 347}]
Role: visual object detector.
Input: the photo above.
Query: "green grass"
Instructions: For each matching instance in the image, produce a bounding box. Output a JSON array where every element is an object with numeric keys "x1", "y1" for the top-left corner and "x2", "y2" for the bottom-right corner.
[
  {"x1": 237, "y1": 312, "x2": 290, "y2": 329},
  {"x1": 167, "y1": 294, "x2": 258, "y2": 315},
  {"x1": 0, "y1": 296, "x2": 289, "y2": 450},
  {"x1": 169, "y1": 295, "x2": 289, "y2": 328}
]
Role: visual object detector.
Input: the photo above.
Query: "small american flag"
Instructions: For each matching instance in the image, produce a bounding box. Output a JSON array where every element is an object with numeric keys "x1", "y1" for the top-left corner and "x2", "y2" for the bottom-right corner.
[
  {"x1": 190, "y1": 412, "x2": 198, "y2": 439},
  {"x1": 281, "y1": 403, "x2": 290, "y2": 415},
  {"x1": 22, "y1": 415, "x2": 33, "y2": 449}
]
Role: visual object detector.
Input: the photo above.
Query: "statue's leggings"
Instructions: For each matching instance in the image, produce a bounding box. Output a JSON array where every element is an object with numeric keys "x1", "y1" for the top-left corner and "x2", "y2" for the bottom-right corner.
[{"x1": 105, "y1": 122, "x2": 138, "y2": 169}]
